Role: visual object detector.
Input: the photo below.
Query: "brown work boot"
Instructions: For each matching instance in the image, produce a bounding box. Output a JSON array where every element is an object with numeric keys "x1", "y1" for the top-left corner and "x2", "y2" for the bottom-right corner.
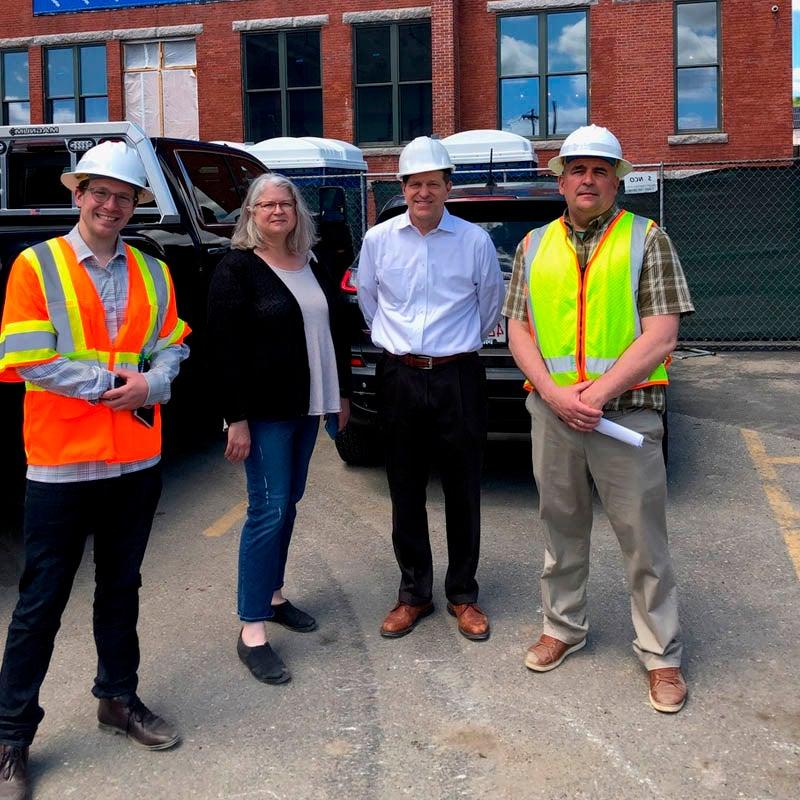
[
  {"x1": 447, "y1": 602, "x2": 490, "y2": 641},
  {"x1": 380, "y1": 602, "x2": 434, "y2": 638},
  {"x1": 648, "y1": 667, "x2": 687, "y2": 713},
  {"x1": 0, "y1": 744, "x2": 29, "y2": 800},
  {"x1": 524, "y1": 633, "x2": 586, "y2": 672},
  {"x1": 98, "y1": 697, "x2": 180, "y2": 750}
]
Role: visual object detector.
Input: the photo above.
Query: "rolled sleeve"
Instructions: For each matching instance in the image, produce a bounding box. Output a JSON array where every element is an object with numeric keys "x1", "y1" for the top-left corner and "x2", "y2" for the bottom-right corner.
[
  {"x1": 502, "y1": 240, "x2": 530, "y2": 322},
  {"x1": 143, "y1": 342, "x2": 189, "y2": 406},
  {"x1": 638, "y1": 227, "x2": 695, "y2": 318},
  {"x1": 18, "y1": 358, "x2": 114, "y2": 400}
]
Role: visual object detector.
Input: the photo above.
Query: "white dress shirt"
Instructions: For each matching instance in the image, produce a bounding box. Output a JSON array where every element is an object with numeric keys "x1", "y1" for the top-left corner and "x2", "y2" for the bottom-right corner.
[{"x1": 356, "y1": 208, "x2": 503, "y2": 356}]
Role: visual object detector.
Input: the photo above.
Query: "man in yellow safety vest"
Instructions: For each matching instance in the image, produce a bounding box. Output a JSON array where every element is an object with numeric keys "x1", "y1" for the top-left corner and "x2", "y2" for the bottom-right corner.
[{"x1": 504, "y1": 125, "x2": 694, "y2": 713}]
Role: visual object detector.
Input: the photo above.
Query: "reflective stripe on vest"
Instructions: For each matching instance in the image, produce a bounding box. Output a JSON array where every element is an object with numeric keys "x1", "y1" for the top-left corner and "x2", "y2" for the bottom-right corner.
[
  {"x1": 3, "y1": 239, "x2": 171, "y2": 373},
  {"x1": 523, "y1": 211, "x2": 668, "y2": 389}
]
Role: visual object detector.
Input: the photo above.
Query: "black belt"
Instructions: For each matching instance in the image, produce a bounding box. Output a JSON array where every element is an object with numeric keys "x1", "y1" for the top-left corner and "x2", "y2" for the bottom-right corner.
[{"x1": 387, "y1": 352, "x2": 473, "y2": 370}]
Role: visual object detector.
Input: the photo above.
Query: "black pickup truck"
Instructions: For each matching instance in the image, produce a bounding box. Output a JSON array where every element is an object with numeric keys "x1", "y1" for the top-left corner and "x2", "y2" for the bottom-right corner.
[{"x1": 0, "y1": 121, "x2": 272, "y2": 520}]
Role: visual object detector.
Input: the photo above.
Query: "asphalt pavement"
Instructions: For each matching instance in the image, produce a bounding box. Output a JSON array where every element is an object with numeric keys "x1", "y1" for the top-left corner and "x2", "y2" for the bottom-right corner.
[{"x1": 0, "y1": 351, "x2": 798, "y2": 800}]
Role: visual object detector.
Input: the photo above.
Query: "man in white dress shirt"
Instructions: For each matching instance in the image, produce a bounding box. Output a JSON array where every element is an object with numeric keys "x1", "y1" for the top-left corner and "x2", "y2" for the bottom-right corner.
[{"x1": 357, "y1": 137, "x2": 504, "y2": 641}]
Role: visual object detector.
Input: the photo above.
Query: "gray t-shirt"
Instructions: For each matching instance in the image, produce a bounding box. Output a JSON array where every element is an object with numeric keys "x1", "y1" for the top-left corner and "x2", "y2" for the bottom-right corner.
[{"x1": 269, "y1": 259, "x2": 340, "y2": 415}]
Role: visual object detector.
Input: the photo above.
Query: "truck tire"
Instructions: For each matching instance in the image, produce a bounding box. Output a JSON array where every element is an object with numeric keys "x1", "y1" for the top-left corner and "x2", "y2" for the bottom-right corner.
[{"x1": 334, "y1": 426, "x2": 383, "y2": 466}]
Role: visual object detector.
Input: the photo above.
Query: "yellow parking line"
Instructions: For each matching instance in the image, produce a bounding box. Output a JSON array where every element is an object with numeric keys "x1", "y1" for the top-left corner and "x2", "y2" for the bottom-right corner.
[
  {"x1": 768, "y1": 456, "x2": 800, "y2": 465},
  {"x1": 741, "y1": 428, "x2": 800, "y2": 580},
  {"x1": 204, "y1": 501, "x2": 247, "y2": 538}
]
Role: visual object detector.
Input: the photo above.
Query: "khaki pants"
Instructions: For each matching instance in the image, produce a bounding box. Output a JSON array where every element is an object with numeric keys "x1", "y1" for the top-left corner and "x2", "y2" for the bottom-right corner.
[{"x1": 528, "y1": 392, "x2": 682, "y2": 669}]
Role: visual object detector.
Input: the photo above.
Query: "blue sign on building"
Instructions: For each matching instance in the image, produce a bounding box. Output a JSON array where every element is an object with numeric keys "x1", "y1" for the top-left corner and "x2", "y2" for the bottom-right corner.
[{"x1": 34, "y1": 0, "x2": 209, "y2": 14}]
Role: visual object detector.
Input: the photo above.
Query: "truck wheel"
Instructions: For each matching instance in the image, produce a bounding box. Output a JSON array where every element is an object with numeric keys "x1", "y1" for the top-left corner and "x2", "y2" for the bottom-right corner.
[{"x1": 334, "y1": 426, "x2": 383, "y2": 466}]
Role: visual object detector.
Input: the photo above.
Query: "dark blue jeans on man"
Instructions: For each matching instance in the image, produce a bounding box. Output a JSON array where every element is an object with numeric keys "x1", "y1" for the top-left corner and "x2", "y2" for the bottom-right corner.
[
  {"x1": 237, "y1": 416, "x2": 319, "y2": 622},
  {"x1": 0, "y1": 466, "x2": 162, "y2": 747}
]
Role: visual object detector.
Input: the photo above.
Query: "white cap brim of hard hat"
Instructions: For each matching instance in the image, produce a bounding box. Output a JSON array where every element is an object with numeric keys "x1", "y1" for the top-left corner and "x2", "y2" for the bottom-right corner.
[
  {"x1": 548, "y1": 155, "x2": 634, "y2": 178},
  {"x1": 61, "y1": 171, "x2": 155, "y2": 204},
  {"x1": 395, "y1": 164, "x2": 456, "y2": 181}
]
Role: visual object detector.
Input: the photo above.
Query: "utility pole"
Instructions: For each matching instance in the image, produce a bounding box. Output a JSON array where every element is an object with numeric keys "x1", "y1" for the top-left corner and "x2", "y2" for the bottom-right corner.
[{"x1": 521, "y1": 107, "x2": 538, "y2": 137}]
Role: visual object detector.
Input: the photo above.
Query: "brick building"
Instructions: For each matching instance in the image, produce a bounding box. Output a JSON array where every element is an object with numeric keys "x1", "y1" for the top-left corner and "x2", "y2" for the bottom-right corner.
[{"x1": 0, "y1": 1, "x2": 792, "y2": 173}]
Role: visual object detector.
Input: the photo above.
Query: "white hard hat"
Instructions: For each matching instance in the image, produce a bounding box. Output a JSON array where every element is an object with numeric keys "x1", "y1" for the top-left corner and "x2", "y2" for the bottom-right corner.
[
  {"x1": 548, "y1": 125, "x2": 633, "y2": 178},
  {"x1": 61, "y1": 140, "x2": 154, "y2": 203},
  {"x1": 397, "y1": 136, "x2": 455, "y2": 180}
]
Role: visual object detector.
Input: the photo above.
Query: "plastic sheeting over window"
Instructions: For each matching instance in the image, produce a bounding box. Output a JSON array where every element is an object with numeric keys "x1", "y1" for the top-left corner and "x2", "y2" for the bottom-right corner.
[{"x1": 123, "y1": 39, "x2": 198, "y2": 139}]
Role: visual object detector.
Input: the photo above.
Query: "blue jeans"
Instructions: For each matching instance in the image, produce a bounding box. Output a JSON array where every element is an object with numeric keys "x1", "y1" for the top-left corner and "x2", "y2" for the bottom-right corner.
[{"x1": 238, "y1": 416, "x2": 319, "y2": 622}]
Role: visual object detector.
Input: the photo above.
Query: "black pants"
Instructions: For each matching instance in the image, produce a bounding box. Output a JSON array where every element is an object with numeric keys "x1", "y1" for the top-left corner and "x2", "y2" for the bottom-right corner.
[
  {"x1": 378, "y1": 353, "x2": 487, "y2": 606},
  {"x1": 0, "y1": 466, "x2": 162, "y2": 747}
]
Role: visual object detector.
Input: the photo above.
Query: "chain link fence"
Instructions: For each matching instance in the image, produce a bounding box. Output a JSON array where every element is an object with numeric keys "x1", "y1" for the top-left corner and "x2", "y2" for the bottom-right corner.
[{"x1": 290, "y1": 159, "x2": 799, "y2": 348}]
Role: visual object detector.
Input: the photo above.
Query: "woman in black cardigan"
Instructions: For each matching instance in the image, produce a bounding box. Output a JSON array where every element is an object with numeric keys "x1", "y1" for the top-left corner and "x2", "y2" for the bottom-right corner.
[{"x1": 207, "y1": 174, "x2": 351, "y2": 685}]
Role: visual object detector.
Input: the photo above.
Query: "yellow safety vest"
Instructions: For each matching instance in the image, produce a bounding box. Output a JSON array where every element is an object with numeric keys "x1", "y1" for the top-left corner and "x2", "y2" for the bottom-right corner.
[{"x1": 523, "y1": 210, "x2": 669, "y2": 388}]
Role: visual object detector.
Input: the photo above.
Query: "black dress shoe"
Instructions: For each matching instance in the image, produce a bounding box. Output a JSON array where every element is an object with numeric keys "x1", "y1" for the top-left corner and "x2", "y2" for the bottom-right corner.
[
  {"x1": 97, "y1": 697, "x2": 180, "y2": 751},
  {"x1": 237, "y1": 632, "x2": 291, "y2": 684},
  {"x1": 268, "y1": 600, "x2": 317, "y2": 632},
  {"x1": 0, "y1": 745, "x2": 29, "y2": 800}
]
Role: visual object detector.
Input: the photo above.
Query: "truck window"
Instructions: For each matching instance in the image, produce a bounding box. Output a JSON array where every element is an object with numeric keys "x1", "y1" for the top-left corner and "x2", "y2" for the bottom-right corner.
[
  {"x1": 7, "y1": 141, "x2": 72, "y2": 209},
  {"x1": 176, "y1": 149, "x2": 241, "y2": 224},
  {"x1": 226, "y1": 154, "x2": 265, "y2": 200}
]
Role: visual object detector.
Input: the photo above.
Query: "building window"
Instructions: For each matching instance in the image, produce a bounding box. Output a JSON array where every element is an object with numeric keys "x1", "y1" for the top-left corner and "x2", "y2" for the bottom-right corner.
[
  {"x1": 498, "y1": 11, "x2": 588, "y2": 139},
  {"x1": 675, "y1": 1, "x2": 720, "y2": 131},
  {"x1": 45, "y1": 45, "x2": 108, "y2": 123},
  {"x1": 1, "y1": 51, "x2": 30, "y2": 125},
  {"x1": 243, "y1": 30, "x2": 322, "y2": 142},
  {"x1": 124, "y1": 39, "x2": 198, "y2": 139},
  {"x1": 353, "y1": 22, "x2": 432, "y2": 146}
]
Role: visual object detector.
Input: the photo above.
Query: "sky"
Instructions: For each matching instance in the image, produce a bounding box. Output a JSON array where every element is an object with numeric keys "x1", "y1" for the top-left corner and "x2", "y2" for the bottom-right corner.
[{"x1": 794, "y1": 1, "x2": 800, "y2": 97}]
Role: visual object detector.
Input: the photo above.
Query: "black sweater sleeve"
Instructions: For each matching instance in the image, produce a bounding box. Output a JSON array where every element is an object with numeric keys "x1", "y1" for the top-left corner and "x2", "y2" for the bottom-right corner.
[{"x1": 207, "y1": 251, "x2": 251, "y2": 423}]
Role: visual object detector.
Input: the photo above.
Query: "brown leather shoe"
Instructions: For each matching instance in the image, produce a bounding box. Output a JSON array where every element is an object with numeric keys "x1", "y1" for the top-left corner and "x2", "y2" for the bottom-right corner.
[
  {"x1": 446, "y1": 602, "x2": 490, "y2": 641},
  {"x1": 648, "y1": 667, "x2": 687, "y2": 713},
  {"x1": 380, "y1": 601, "x2": 434, "y2": 638},
  {"x1": 98, "y1": 697, "x2": 180, "y2": 750},
  {"x1": 0, "y1": 745, "x2": 29, "y2": 800},
  {"x1": 524, "y1": 633, "x2": 586, "y2": 672}
]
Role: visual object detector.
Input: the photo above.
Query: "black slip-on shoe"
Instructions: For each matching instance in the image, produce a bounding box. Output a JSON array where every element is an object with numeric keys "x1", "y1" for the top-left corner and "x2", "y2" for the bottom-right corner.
[
  {"x1": 237, "y1": 632, "x2": 291, "y2": 684},
  {"x1": 268, "y1": 600, "x2": 318, "y2": 633}
]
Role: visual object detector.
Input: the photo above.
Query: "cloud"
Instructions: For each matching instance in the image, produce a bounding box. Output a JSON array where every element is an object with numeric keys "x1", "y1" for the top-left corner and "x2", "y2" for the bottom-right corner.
[
  {"x1": 795, "y1": 67, "x2": 800, "y2": 97},
  {"x1": 677, "y1": 67, "x2": 717, "y2": 101},
  {"x1": 677, "y1": 24, "x2": 717, "y2": 63},
  {"x1": 794, "y1": 1, "x2": 800, "y2": 12},
  {"x1": 553, "y1": 16, "x2": 587, "y2": 71},
  {"x1": 500, "y1": 34, "x2": 538, "y2": 75}
]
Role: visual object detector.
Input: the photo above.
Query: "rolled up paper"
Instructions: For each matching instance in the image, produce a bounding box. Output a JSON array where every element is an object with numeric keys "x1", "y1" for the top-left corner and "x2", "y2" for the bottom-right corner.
[{"x1": 594, "y1": 417, "x2": 644, "y2": 447}]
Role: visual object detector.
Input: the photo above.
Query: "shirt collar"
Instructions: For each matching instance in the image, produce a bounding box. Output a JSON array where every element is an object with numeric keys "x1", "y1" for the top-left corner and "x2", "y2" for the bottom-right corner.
[
  {"x1": 398, "y1": 206, "x2": 455, "y2": 234},
  {"x1": 562, "y1": 204, "x2": 620, "y2": 235},
  {"x1": 65, "y1": 224, "x2": 127, "y2": 266}
]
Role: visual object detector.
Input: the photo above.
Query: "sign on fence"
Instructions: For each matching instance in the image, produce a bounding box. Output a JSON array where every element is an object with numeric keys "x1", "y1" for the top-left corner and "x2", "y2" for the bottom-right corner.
[{"x1": 624, "y1": 171, "x2": 659, "y2": 194}]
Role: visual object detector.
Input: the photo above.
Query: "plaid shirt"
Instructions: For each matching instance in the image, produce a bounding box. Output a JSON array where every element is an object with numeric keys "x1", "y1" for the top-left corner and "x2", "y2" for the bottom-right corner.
[{"x1": 502, "y1": 205, "x2": 695, "y2": 412}]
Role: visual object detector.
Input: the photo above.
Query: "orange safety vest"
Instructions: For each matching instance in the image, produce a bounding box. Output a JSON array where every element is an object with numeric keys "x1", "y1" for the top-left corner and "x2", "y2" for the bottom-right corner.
[{"x1": 0, "y1": 236, "x2": 189, "y2": 466}]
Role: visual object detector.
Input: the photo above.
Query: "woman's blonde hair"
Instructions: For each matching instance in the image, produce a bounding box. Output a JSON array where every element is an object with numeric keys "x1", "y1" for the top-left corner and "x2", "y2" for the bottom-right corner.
[{"x1": 231, "y1": 173, "x2": 318, "y2": 254}]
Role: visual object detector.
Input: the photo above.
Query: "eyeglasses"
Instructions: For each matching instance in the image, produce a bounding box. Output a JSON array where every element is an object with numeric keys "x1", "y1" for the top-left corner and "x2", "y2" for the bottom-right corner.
[
  {"x1": 86, "y1": 187, "x2": 137, "y2": 209},
  {"x1": 250, "y1": 201, "x2": 296, "y2": 213}
]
